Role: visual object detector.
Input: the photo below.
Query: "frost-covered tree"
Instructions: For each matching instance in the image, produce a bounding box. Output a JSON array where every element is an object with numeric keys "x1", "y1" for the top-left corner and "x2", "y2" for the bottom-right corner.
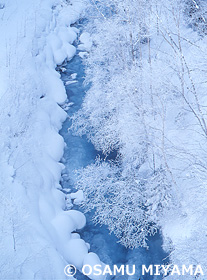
[{"x1": 0, "y1": 186, "x2": 30, "y2": 279}]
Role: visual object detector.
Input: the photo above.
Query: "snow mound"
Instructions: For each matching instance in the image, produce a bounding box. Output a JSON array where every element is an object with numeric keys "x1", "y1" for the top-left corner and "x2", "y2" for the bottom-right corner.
[{"x1": 78, "y1": 32, "x2": 92, "y2": 51}]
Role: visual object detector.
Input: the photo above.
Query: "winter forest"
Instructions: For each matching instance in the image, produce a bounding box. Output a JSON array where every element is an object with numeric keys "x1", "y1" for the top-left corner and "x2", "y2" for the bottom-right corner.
[{"x1": 1, "y1": 0, "x2": 207, "y2": 279}]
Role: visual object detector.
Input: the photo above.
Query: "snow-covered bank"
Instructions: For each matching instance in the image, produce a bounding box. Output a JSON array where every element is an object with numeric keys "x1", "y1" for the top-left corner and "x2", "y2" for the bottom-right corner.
[{"x1": 0, "y1": 0, "x2": 102, "y2": 279}]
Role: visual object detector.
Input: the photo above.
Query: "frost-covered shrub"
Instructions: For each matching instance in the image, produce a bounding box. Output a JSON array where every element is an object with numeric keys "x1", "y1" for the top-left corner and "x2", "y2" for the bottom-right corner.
[{"x1": 76, "y1": 159, "x2": 174, "y2": 249}]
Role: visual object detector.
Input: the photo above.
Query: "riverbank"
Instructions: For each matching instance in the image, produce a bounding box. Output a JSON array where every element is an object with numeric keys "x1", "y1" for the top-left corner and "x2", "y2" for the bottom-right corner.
[{"x1": 0, "y1": 0, "x2": 91, "y2": 279}]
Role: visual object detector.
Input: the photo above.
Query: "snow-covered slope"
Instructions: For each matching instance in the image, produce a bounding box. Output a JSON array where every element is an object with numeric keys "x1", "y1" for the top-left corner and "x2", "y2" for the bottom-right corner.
[{"x1": 0, "y1": 0, "x2": 102, "y2": 279}]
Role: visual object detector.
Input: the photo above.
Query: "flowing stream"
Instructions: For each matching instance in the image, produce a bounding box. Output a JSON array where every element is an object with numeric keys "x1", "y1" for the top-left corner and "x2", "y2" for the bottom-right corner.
[{"x1": 59, "y1": 30, "x2": 168, "y2": 280}]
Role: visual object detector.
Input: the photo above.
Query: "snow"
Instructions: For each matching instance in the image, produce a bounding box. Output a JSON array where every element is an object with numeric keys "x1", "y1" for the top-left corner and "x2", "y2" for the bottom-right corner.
[
  {"x1": 83, "y1": 253, "x2": 105, "y2": 280},
  {"x1": 3, "y1": 0, "x2": 206, "y2": 279},
  {"x1": 66, "y1": 80, "x2": 78, "y2": 85},
  {"x1": 79, "y1": 51, "x2": 89, "y2": 58},
  {"x1": 71, "y1": 73, "x2": 78, "y2": 79},
  {"x1": 65, "y1": 239, "x2": 89, "y2": 269},
  {"x1": 70, "y1": 190, "x2": 84, "y2": 205},
  {"x1": 78, "y1": 32, "x2": 92, "y2": 51},
  {"x1": 0, "y1": 0, "x2": 99, "y2": 279}
]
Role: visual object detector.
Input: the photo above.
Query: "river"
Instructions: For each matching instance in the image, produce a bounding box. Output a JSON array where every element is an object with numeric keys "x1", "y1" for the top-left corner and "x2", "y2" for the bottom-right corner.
[{"x1": 59, "y1": 26, "x2": 168, "y2": 280}]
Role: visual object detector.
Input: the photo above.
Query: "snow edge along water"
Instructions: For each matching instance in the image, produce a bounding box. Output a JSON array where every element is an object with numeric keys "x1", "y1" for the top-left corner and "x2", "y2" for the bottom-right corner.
[{"x1": 0, "y1": 0, "x2": 101, "y2": 279}]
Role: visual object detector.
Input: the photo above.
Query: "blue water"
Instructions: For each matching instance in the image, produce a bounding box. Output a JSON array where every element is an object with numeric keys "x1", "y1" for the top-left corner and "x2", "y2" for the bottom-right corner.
[{"x1": 59, "y1": 47, "x2": 168, "y2": 280}]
